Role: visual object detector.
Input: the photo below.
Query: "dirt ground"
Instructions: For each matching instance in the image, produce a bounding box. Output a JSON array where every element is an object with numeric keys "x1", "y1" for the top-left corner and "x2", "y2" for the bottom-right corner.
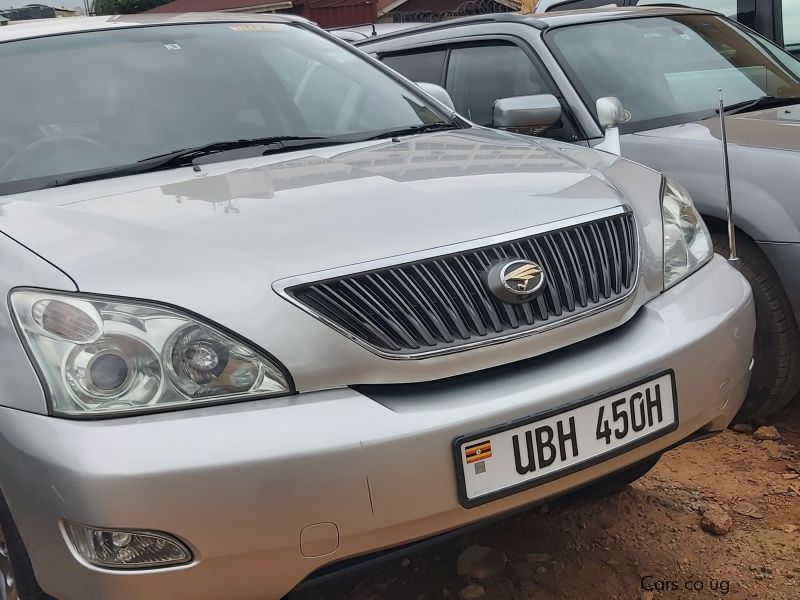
[{"x1": 292, "y1": 404, "x2": 800, "y2": 600}]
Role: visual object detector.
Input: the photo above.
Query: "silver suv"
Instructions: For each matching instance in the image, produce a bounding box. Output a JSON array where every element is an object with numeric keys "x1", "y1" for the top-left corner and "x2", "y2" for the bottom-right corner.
[{"x1": 0, "y1": 13, "x2": 752, "y2": 600}]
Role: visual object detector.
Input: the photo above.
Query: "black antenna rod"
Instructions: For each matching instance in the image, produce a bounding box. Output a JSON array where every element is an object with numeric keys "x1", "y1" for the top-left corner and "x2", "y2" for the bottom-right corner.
[{"x1": 718, "y1": 88, "x2": 738, "y2": 262}]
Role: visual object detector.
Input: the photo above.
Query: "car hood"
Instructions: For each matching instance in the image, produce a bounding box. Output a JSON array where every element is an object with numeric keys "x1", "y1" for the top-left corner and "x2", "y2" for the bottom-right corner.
[
  {"x1": 0, "y1": 129, "x2": 631, "y2": 292},
  {"x1": 634, "y1": 103, "x2": 800, "y2": 152},
  {"x1": 1, "y1": 128, "x2": 663, "y2": 388}
]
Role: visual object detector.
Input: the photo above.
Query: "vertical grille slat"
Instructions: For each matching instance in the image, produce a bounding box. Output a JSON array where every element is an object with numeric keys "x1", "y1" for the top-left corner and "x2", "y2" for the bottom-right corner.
[
  {"x1": 529, "y1": 237, "x2": 563, "y2": 317},
  {"x1": 432, "y1": 260, "x2": 487, "y2": 336},
  {"x1": 575, "y1": 227, "x2": 600, "y2": 303},
  {"x1": 413, "y1": 264, "x2": 471, "y2": 340},
  {"x1": 365, "y1": 274, "x2": 436, "y2": 347},
  {"x1": 453, "y1": 254, "x2": 504, "y2": 333},
  {"x1": 391, "y1": 270, "x2": 454, "y2": 344},
  {"x1": 289, "y1": 212, "x2": 637, "y2": 356},
  {"x1": 343, "y1": 280, "x2": 419, "y2": 349},
  {"x1": 543, "y1": 234, "x2": 576, "y2": 313},
  {"x1": 559, "y1": 231, "x2": 588, "y2": 307},
  {"x1": 589, "y1": 223, "x2": 612, "y2": 298},
  {"x1": 315, "y1": 283, "x2": 408, "y2": 351}
]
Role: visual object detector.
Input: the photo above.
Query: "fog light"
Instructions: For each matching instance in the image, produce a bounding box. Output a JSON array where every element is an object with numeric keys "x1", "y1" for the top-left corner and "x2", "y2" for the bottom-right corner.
[{"x1": 64, "y1": 523, "x2": 191, "y2": 569}]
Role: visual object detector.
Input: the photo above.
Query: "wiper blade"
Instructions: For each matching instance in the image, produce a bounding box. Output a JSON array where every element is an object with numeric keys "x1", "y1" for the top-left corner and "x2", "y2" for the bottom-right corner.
[
  {"x1": 137, "y1": 136, "x2": 329, "y2": 165},
  {"x1": 51, "y1": 136, "x2": 330, "y2": 187},
  {"x1": 722, "y1": 95, "x2": 800, "y2": 115},
  {"x1": 366, "y1": 122, "x2": 461, "y2": 140}
]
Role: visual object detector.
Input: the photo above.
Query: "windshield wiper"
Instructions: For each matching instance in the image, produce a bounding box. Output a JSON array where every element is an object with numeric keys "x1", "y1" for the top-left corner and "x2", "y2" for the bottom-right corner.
[
  {"x1": 138, "y1": 136, "x2": 329, "y2": 165},
  {"x1": 366, "y1": 122, "x2": 462, "y2": 140},
  {"x1": 722, "y1": 95, "x2": 800, "y2": 115},
  {"x1": 1, "y1": 125, "x2": 463, "y2": 195},
  {"x1": 49, "y1": 136, "x2": 331, "y2": 188}
]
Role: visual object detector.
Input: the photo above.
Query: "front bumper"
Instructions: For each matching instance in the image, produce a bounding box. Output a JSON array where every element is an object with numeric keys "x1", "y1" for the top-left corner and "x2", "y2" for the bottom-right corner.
[{"x1": 0, "y1": 256, "x2": 753, "y2": 600}]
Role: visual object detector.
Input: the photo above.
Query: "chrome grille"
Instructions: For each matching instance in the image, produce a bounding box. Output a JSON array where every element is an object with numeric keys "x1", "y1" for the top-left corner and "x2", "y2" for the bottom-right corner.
[{"x1": 286, "y1": 212, "x2": 637, "y2": 357}]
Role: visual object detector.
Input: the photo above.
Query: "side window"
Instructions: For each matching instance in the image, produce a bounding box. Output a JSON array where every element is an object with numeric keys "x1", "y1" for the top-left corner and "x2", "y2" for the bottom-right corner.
[
  {"x1": 445, "y1": 44, "x2": 550, "y2": 125},
  {"x1": 636, "y1": 0, "x2": 738, "y2": 20},
  {"x1": 381, "y1": 50, "x2": 446, "y2": 85},
  {"x1": 783, "y1": 1, "x2": 800, "y2": 50},
  {"x1": 442, "y1": 43, "x2": 580, "y2": 142}
]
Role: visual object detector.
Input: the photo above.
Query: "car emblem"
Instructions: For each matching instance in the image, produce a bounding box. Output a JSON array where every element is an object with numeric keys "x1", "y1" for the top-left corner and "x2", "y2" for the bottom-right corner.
[{"x1": 485, "y1": 259, "x2": 546, "y2": 304}]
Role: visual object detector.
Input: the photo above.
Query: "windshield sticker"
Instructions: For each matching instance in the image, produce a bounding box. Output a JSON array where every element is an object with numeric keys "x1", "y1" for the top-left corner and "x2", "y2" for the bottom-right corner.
[{"x1": 229, "y1": 24, "x2": 282, "y2": 32}]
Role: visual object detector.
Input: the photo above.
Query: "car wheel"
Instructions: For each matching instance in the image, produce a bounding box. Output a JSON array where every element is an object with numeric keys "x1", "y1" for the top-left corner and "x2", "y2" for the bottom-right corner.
[
  {"x1": 0, "y1": 494, "x2": 53, "y2": 600},
  {"x1": 573, "y1": 454, "x2": 661, "y2": 500},
  {"x1": 712, "y1": 232, "x2": 800, "y2": 420}
]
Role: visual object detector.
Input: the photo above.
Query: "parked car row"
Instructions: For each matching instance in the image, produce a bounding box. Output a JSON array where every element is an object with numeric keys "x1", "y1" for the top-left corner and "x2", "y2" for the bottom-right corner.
[
  {"x1": 0, "y1": 9, "x2": 760, "y2": 600},
  {"x1": 352, "y1": 5, "x2": 800, "y2": 419}
]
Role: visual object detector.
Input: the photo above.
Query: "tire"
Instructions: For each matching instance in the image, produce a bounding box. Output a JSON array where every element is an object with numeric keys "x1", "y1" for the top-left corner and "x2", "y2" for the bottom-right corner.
[
  {"x1": 574, "y1": 454, "x2": 661, "y2": 500},
  {"x1": 712, "y1": 232, "x2": 800, "y2": 420},
  {"x1": 0, "y1": 492, "x2": 54, "y2": 600}
]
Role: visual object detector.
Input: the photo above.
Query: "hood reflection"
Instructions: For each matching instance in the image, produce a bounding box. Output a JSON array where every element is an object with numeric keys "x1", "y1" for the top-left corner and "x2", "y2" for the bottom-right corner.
[{"x1": 158, "y1": 132, "x2": 590, "y2": 208}]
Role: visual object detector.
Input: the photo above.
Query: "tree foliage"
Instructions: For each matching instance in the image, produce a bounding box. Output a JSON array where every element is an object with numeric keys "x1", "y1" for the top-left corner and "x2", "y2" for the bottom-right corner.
[{"x1": 93, "y1": 0, "x2": 171, "y2": 14}]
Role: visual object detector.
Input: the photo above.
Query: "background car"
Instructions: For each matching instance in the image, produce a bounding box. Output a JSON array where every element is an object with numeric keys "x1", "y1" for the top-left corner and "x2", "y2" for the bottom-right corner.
[
  {"x1": 535, "y1": 0, "x2": 800, "y2": 58},
  {"x1": 357, "y1": 5, "x2": 800, "y2": 419},
  {"x1": 0, "y1": 11, "x2": 753, "y2": 600}
]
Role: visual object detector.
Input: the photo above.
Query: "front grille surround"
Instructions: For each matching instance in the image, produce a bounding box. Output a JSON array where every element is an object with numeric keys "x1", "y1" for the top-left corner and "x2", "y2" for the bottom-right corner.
[{"x1": 275, "y1": 207, "x2": 639, "y2": 359}]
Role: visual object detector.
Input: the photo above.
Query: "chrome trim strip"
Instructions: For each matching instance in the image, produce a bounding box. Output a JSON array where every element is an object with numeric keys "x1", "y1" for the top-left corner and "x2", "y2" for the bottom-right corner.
[{"x1": 273, "y1": 206, "x2": 640, "y2": 360}]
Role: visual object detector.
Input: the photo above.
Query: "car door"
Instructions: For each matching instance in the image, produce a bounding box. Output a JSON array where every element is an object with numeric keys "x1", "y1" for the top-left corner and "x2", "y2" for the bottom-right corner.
[{"x1": 381, "y1": 40, "x2": 586, "y2": 143}]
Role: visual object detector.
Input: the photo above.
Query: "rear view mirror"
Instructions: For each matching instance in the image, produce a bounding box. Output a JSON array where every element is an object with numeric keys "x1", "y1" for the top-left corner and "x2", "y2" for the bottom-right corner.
[
  {"x1": 492, "y1": 94, "x2": 562, "y2": 130},
  {"x1": 416, "y1": 82, "x2": 455, "y2": 111}
]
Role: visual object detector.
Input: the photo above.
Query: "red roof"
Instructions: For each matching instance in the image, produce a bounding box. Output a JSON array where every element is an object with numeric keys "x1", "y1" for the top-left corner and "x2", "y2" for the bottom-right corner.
[
  {"x1": 303, "y1": 0, "x2": 371, "y2": 7},
  {"x1": 148, "y1": 0, "x2": 289, "y2": 12}
]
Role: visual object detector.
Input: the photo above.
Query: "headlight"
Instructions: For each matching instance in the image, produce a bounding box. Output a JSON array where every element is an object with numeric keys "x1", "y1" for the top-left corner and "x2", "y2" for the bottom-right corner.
[
  {"x1": 662, "y1": 178, "x2": 713, "y2": 289},
  {"x1": 10, "y1": 290, "x2": 291, "y2": 417}
]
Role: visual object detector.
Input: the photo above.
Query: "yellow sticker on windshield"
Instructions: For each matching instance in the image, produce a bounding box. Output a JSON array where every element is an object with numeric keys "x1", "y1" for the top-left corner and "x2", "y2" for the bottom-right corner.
[{"x1": 229, "y1": 24, "x2": 283, "y2": 32}]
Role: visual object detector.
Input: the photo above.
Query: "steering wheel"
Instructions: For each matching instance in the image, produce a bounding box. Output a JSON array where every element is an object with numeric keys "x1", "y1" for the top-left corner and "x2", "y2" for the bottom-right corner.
[{"x1": 0, "y1": 135, "x2": 112, "y2": 182}]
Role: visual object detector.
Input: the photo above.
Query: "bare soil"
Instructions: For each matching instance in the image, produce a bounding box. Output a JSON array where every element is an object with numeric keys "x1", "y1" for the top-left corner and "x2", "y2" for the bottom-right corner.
[{"x1": 291, "y1": 404, "x2": 800, "y2": 600}]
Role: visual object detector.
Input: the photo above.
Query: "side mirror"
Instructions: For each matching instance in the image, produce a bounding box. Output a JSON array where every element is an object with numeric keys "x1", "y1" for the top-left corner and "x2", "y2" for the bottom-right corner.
[
  {"x1": 596, "y1": 96, "x2": 626, "y2": 129},
  {"x1": 416, "y1": 82, "x2": 455, "y2": 111},
  {"x1": 595, "y1": 96, "x2": 625, "y2": 156},
  {"x1": 492, "y1": 94, "x2": 562, "y2": 129}
]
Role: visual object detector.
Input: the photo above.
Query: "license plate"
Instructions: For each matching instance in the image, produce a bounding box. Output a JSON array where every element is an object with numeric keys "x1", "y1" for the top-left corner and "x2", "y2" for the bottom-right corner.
[{"x1": 453, "y1": 371, "x2": 678, "y2": 508}]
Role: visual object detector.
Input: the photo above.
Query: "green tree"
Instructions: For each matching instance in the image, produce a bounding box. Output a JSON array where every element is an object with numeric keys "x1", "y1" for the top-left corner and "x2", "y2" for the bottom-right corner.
[{"x1": 93, "y1": 0, "x2": 171, "y2": 14}]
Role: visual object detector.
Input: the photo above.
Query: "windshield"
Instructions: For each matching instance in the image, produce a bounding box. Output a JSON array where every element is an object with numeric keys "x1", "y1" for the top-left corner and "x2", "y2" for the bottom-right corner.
[
  {"x1": 547, "y1": 15, "x2": 800, "y2": 131},
  {"x1": 0, "y1": 22, "x2": 448, "y2": 189}
]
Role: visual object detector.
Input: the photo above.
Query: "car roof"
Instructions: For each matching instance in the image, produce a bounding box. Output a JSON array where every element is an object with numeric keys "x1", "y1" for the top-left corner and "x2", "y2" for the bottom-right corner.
[
  {"x1": 0, "y1": 12, "x2": 308, "y2": 43},
  {"x1": 329, "y1": 22, "x2": 420, "y2": 41},
  {"x1": 353, "y1": 5, "x2": 716, "y2": 45}
]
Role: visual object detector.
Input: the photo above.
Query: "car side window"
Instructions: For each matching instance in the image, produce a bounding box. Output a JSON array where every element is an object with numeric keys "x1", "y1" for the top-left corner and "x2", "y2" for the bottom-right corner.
[
  {"x1": 636, "y1": 0, "x2": 738, "y2": 20},
  {"x1": 382, "y1": 50, "x2": 447, "y2": 85},
  {"x1": 444, "y1": 45, "x2": 547, "y2": 125},
  {"x1": 782, "y1": 0, "x2": 800, "y2": 50},
  {"x1": 442, "y1": 43, "x2": 581, "y2": 142}
]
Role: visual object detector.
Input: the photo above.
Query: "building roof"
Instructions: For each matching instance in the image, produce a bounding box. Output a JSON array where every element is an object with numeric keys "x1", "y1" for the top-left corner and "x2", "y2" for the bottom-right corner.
[
  {"x1": 0, "y1": 12, "x2": 305, "y2": 42},
  {"x1": 147, "y1": 0, "x2": 290, "y2": 12},
  {"x1": 301, "y1": 0, "x2": 372, "y2": 8}
]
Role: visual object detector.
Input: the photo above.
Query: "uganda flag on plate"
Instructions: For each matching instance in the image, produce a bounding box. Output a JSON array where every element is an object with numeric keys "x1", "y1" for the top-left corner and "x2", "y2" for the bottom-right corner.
[{"x1": 465, "y1": 440, "x2": 492, "y2": 464}]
